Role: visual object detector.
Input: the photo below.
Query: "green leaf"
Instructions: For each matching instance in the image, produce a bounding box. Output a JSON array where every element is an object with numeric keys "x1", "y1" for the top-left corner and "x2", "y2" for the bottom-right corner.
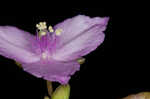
[{"x1": 52, "y1": 84, "x2": 70, "y2": 99}]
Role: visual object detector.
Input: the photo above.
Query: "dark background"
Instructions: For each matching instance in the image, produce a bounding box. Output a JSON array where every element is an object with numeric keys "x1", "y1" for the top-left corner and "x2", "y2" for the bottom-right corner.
[{"x1": 0, "y1": 6, "x2": 139, "y2": 99}]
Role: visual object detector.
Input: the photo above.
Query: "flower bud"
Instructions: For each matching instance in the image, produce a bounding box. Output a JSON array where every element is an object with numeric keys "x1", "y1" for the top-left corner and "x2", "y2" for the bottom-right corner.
[
  {"x1": 44, "y1": 96, "x2": 50, "y2": 99},
  {"x1": 52, "y1": 84, "x2": 70, "y2": 99}
]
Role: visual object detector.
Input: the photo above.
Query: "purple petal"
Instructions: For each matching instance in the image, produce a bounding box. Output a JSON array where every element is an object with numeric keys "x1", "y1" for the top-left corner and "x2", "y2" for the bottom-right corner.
[
  {"x1": 53, "y1": 15, "x2": 109, "y2": 61},
  {"x1": 0, "y1": 26, "x2": 40, "y2": 63},
  {"x1": 22, "y1": 60, "x2": 80, "y2": 84}
]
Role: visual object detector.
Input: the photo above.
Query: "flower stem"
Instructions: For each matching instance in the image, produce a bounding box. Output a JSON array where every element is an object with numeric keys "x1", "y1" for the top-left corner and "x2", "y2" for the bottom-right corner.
[{"x1": 47, "y1": 81, "x2": 53, "y2": 97}]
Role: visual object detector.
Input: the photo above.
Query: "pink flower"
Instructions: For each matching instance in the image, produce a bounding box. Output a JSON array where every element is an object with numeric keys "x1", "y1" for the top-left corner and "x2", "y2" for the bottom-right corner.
[{"x1": 0, "y1": 15, "x2": 109, "y2": 84}]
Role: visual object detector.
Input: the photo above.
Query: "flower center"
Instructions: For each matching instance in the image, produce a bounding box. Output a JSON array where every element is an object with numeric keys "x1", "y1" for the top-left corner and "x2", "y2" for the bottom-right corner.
[
  {"x1": 35, "y1": 22, "x2": 63, "y2": 60},
  {"x1": 36, "y1": 22, "x2": 63, "y2": 37}
]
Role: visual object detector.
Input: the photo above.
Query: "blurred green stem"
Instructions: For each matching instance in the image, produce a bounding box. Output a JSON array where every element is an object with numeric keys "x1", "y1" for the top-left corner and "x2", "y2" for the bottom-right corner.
[{"x1": 47, "y1": 81, "x2": 53, "y2": 98}]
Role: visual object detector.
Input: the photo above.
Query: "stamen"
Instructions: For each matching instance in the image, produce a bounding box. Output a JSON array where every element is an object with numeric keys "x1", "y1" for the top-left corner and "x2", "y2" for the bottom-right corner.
[
  {"x1": 55, "y1": 28, "x2": 62, "y2": 36},
  {"x1": 48, "y1": 26, "x2": 54, "y2": 32},
  {"x1": 36, "y1": 22, "x2": 48, "y2": 37},
  {"x1": 39, "y1": 31, "x2": 47, "y2": 36},
  {"x1": 36, "y1": 22, "x2": 47, "y2": 30}
]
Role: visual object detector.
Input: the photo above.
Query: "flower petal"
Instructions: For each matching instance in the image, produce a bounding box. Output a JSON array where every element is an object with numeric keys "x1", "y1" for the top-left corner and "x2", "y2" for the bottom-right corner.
[
  {"x1": 0, "y1": 26, "x2": 40, "y2": 63},
  {"x1": 22, "y1": 60, "x2": 80, "y2": 84},
  {"x1": 53, "y1": 15, "x2": 109, "y2": 61}
]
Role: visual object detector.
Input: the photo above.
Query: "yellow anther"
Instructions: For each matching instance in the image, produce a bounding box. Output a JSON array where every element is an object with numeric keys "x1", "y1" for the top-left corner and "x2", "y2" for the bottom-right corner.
[
  {"x1": 36, "y1": 22, "x2": 47, "y2": 30},
  {"x1": 48, "y1": 26, "x2": 54, "y2": 32},
  {"x1": 55, "y1": 29, "x2": 62, "y2": 36}
]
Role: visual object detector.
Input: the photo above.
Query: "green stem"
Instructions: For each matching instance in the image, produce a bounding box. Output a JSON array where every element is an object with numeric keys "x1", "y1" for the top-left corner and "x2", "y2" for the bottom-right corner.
[{"x1": 47, "y1": 81, "x2": 53, "y2": 97}]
